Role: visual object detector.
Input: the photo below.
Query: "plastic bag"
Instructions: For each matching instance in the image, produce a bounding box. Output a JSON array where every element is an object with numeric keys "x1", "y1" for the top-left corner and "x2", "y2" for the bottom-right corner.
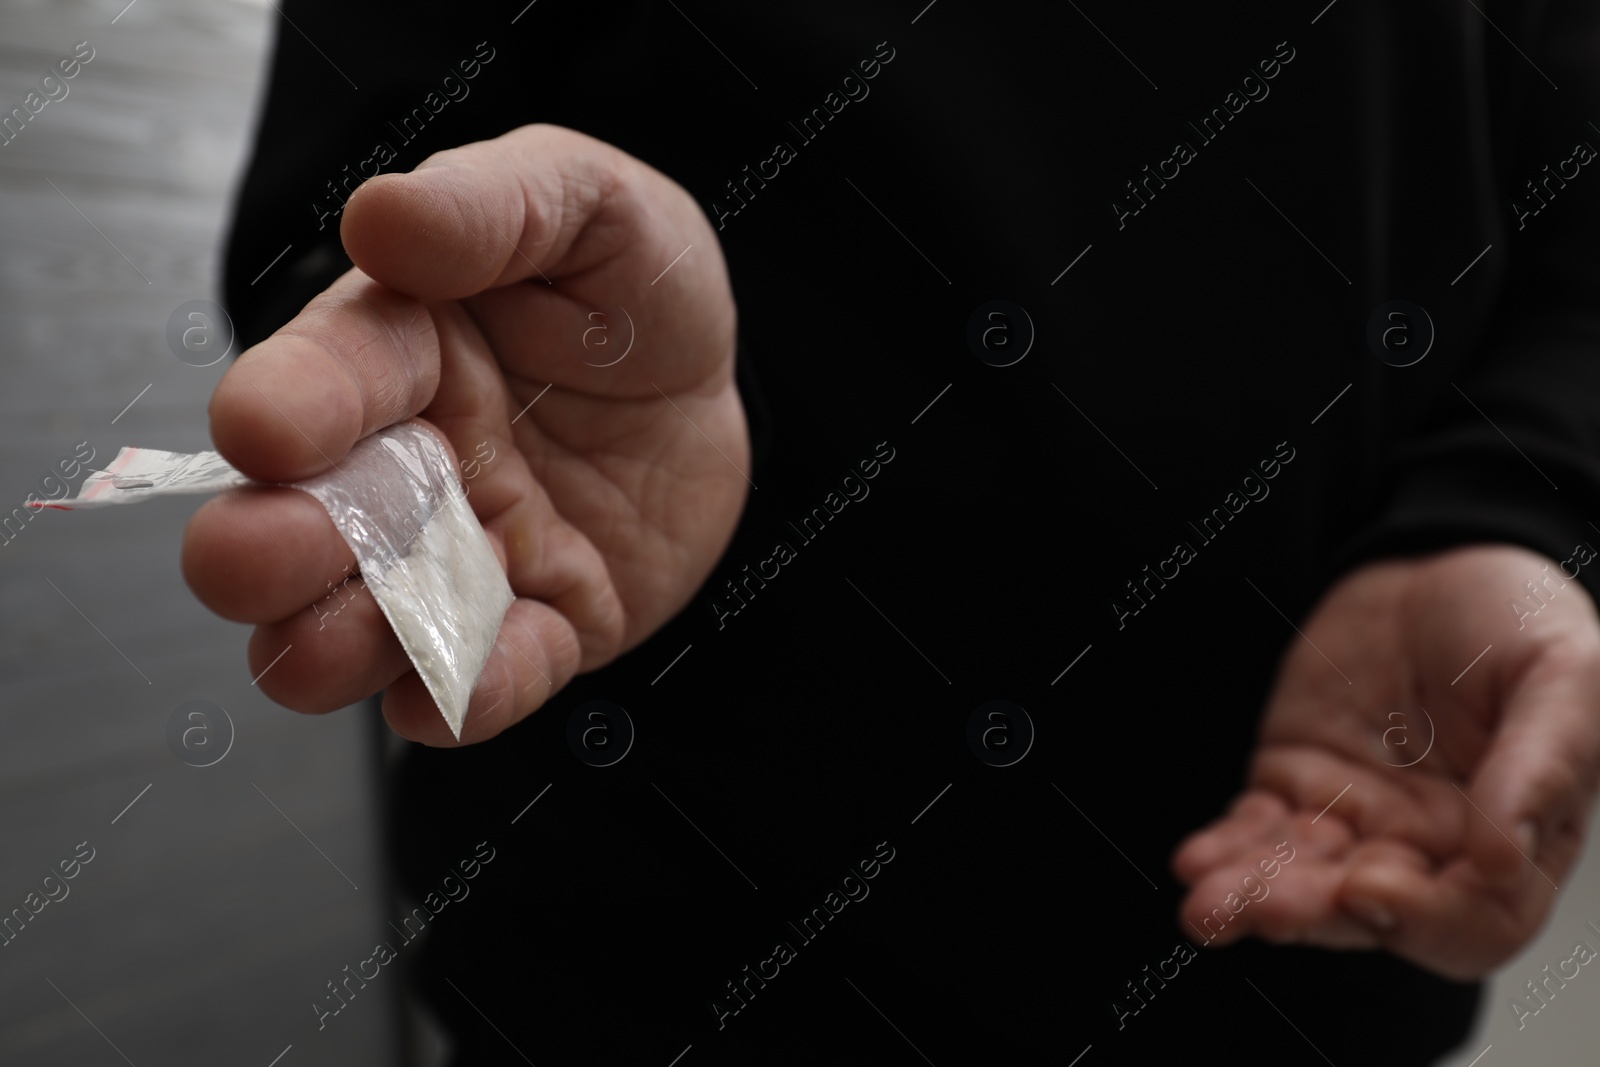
[{"x1": 37, "y1": 420, "x2": 512, "y2": 740}]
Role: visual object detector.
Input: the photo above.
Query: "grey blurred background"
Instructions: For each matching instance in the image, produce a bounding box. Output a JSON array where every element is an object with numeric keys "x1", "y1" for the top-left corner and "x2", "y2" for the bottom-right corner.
[
  {"x1": 0, "y1": 1, "x2": 1596, "y2": 1064},
  {"x1": 0, "y1": 1, "x2": 402, "y2": 1063}
]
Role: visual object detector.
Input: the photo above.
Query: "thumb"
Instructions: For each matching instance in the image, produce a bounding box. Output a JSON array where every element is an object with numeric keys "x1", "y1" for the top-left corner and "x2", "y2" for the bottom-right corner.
[
  {"x1": 1465, "y1": 642, "x2": 1600, "y2": 890},
  {"x1": 340, "y1": 124, "x2": 630, "y2": 300}
]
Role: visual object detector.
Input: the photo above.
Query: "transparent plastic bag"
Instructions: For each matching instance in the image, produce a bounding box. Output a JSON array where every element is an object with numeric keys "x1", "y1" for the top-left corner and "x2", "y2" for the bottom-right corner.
[{"x1": 39, "y1": 419, "x2": 512, "y2": 739}]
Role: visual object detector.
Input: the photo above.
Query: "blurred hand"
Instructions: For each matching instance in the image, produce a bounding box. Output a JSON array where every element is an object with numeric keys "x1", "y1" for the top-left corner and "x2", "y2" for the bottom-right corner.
[
  {"x1": 183, "y1": 124, "x2": 748, "y2": 745},
  {"x1": 1173, "y1": 545, "x2": 1600, "y2": 979}
]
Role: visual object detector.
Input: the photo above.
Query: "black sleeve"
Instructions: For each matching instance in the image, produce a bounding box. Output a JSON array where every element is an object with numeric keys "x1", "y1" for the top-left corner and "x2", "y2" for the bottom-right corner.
[{"x1": 1335, "y1": 0, "x2": 1600, "y2": 595}]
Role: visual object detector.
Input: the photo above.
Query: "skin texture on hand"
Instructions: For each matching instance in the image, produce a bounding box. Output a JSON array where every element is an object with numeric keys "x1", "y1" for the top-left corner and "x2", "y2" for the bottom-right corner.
[
  {"x1": 1172, "y1": 544, "x2": 1600, "y2": 979},
  {"x1": 181, "y1": 124, "x2": 749, "y2": 746}
]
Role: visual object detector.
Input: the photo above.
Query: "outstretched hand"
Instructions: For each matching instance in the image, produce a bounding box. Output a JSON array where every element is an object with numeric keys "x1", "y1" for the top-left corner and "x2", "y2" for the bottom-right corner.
[
  {"x1": 183, "y1": 124, "x2": 749, "y2": 745},
  {"x1": 1173, "y1": 545, "x2": 1600, "y2": 978}
]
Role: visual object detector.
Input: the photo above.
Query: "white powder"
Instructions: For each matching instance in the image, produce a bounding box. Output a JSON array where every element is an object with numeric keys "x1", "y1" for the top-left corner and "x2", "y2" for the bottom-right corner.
[
  {"x1": 50, "y1": 419, "x2": 514, "y2": 740},
  {"x1": 292, "y1": 421, "x2": 516, "y2": 741},
  {"x1": 361, "y1": 479, "x2": 513, "y2": 741}
]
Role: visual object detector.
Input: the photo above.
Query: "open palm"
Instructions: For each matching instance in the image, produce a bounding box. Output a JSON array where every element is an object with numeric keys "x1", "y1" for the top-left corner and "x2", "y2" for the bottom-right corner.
[
  {"x1": 1173, "y1": 545, "x2": 1600, "y2": 978},
  {"x1": 183, "y1": 125, "x2": 748, "y2": 745}
]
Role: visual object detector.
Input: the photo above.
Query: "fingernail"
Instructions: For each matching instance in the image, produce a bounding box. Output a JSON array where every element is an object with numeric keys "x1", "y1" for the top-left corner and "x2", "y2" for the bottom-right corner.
[
  {"x1": 1516, "y1": 819, "x2": 1539, "y2": 857},
  {"x1": 1346, "y1": 898, "x2": 1395, "y2": 930}
]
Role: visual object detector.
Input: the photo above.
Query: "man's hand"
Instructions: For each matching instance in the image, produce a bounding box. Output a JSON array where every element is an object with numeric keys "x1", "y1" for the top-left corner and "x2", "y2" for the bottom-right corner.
[
  {"x1": 182, "y1": 124, "x2": 748, "y2": 745},
  {"x1": 1172, "y1": 545, "x2": 1600, "y2": 979}
]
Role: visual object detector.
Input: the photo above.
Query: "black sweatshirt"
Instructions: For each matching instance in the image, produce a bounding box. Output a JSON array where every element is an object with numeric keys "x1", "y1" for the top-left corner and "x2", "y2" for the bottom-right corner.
[{"x1": 222, "y1": 2, "x2": 1600, "y2": 1062}]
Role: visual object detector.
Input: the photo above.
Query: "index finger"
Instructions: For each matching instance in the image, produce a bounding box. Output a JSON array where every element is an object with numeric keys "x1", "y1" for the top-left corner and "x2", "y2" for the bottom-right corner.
[{"x1": 209, "y1": 268, "x2": 441, "y2": 482}]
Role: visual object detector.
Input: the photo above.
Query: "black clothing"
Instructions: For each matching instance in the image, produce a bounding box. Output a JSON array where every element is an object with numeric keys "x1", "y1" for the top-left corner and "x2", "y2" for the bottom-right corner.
[{"x1": 224, "y1": 1, "x2": 1600, "y2": 1061}]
